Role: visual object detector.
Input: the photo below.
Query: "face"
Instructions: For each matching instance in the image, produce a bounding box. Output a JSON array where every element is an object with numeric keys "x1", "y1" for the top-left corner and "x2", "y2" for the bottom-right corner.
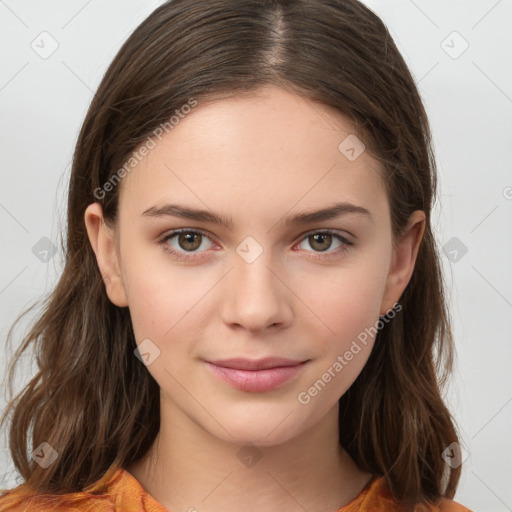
[{"x1": 86, "y1": 85, "x2": 424, "y2": 447}]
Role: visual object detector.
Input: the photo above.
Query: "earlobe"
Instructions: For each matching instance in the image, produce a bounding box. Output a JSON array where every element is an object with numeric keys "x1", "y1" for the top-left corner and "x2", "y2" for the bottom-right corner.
[
  {"x1": 380, "y1": 210, "x2": 426, "y2": 315},
  {"x1": 84, "y1": 203, "x2": 128, "y2": 307}
]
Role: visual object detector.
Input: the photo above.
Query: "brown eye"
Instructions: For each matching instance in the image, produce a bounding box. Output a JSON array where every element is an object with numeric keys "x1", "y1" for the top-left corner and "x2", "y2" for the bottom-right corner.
[
  {"x1": 296, "y1": 230, "x2": 352, "y2": 257},
  {"x1": 308, "y1": 233, "x2": 333, "y2": 252},
  {"x1": 177, "y1": 232, "x2": 202, "y2": 251},
  {"x1": 160, "y1": 229, "x2": 215, "y2": 260}
]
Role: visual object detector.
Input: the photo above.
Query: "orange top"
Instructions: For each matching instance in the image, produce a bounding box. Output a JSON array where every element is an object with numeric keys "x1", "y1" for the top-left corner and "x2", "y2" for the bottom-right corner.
[{"x1": 0, "y1": 467, "x2": 472, "y2": 512}]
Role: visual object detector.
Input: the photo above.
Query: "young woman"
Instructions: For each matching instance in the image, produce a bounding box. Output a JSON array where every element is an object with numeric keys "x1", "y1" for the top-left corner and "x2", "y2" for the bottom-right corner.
[{"x1": 0, "y1": 0, "x2": 470, "y2": 510}]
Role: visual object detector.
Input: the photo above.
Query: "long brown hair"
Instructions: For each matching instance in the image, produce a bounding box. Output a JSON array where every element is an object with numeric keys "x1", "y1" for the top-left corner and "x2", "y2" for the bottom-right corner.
[{"x1": 1, "y1": 0, "x2": 462, "y2": 508}]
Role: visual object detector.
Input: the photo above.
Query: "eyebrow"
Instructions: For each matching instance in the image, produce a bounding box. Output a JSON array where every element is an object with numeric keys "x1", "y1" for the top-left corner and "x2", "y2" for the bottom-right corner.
[{"x1": 141, "y1": 201, "x2": 372, "y2": 230}]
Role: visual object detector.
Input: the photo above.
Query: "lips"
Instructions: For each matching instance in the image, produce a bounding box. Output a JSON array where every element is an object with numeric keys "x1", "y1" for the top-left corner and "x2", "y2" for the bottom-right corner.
[
  {"x1": 208, "y1": 357, "x2": 306, "y2": 370},
  {"x1": 205, "y1": 357, "x2": 309, "y2": 392}
]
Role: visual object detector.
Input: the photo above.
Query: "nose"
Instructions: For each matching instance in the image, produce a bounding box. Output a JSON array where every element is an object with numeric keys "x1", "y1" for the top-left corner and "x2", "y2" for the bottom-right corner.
[{"x1": 220, "y1": 247, "x2": 293, "y2": 333}]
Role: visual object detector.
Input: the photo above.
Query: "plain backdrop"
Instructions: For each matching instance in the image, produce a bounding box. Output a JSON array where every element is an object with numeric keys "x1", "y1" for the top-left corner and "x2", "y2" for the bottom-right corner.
[{"x1": 1, "y1": 1, "x2": 511, "y2": 510}]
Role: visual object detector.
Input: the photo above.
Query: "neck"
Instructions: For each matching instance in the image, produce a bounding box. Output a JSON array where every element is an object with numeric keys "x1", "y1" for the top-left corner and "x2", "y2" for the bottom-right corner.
[{"x1": 126, "y1": 397, "x2": 373, "y2": 512}]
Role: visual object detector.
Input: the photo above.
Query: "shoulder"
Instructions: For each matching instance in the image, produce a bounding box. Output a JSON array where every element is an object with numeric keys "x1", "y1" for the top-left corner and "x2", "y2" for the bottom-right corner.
[
  {"x1": 0, "y1": 489, "x2": 115, "y2": 512},
  {"x1": 415, "y1": 498, "x2": 472, "y2": 512},
  {"x1": 0, "y1": 467, "x2": 168, "y2": 512},
  {"x1": 0, "y1": 468, "x2": 125, "y2": 512},
  {"x1": 338, "y1": 476, "x2": 472, "y2": 512}
]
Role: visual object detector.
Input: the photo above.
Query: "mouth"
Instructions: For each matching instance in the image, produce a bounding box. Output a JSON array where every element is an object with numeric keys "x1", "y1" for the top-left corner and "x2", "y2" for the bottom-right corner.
[{"x1": 205, "y1": 357, "x2": 310, "y2": 392}]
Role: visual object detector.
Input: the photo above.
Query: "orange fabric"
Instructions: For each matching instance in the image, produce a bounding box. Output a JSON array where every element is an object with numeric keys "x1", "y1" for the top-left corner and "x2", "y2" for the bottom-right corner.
[{"x1": 0, "y1": 467, "x2": 472, "y2": 512}]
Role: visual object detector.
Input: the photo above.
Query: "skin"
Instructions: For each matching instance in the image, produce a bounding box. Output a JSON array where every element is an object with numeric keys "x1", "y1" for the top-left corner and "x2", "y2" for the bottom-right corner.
[{"x1": 85, "y1": 85, "x2": 425, "y2": 512}]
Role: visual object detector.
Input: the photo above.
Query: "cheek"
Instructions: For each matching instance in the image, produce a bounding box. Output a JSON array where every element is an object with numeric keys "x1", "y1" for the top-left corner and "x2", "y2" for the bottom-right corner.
[
  {"x1": 299, "y1": 256, "x2": 389, "y2": 346},
  {"x1": 120, "y1": 243, "x2": 198, "y2": 341},
  {"x1": 295, "y1": 262, "x2": 389, "y2": 405}
]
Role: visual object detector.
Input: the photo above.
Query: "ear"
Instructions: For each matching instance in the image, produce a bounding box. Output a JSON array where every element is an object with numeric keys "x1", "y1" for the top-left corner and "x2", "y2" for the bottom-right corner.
[
  {"x1": 84, "y1": 203, "x2": 128, "y2": 307},
  {"x1": 380, "y1": 210, "x2": 426, "y2": 315}
]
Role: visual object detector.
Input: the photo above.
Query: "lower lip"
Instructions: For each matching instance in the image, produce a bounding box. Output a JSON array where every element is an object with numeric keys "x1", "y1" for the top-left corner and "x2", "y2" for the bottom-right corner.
[{"x1": 205, "y1": 361, "x2": 308, "y2": 392}]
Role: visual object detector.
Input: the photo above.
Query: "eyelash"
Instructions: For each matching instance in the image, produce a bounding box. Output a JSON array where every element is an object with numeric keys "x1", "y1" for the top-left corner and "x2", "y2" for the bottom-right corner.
[{"x1": 158, "y1": 228, "x2": 353, "y2": 262}]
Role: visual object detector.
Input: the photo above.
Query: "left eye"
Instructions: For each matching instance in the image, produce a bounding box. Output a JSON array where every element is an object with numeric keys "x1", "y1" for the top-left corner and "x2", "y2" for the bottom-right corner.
[{"x1": 296, "y1": 231, "x2": 352, "y2": 254}]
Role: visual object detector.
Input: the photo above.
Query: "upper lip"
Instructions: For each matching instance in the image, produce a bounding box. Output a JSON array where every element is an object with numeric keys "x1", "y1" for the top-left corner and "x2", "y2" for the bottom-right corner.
[{"x1": 207, "y1": 357, "x2": 307, "y2": 370}]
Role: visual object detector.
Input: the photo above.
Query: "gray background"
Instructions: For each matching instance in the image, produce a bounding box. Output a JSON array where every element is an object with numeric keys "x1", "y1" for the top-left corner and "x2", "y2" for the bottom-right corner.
[{"x1": 1, "y1": 1, "x2": 511, "y2": 510}]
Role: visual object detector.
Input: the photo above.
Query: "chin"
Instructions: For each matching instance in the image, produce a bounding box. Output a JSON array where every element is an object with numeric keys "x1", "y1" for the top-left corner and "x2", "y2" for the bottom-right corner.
[{"x1": 202, "y1": 406, "x2": 313, "y2": 448}]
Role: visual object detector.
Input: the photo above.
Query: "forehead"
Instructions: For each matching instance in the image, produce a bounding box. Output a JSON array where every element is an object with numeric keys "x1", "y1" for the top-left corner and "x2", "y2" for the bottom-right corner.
[{"x1": 119, "y1": 86, "x2": 387, "y2": 223}]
